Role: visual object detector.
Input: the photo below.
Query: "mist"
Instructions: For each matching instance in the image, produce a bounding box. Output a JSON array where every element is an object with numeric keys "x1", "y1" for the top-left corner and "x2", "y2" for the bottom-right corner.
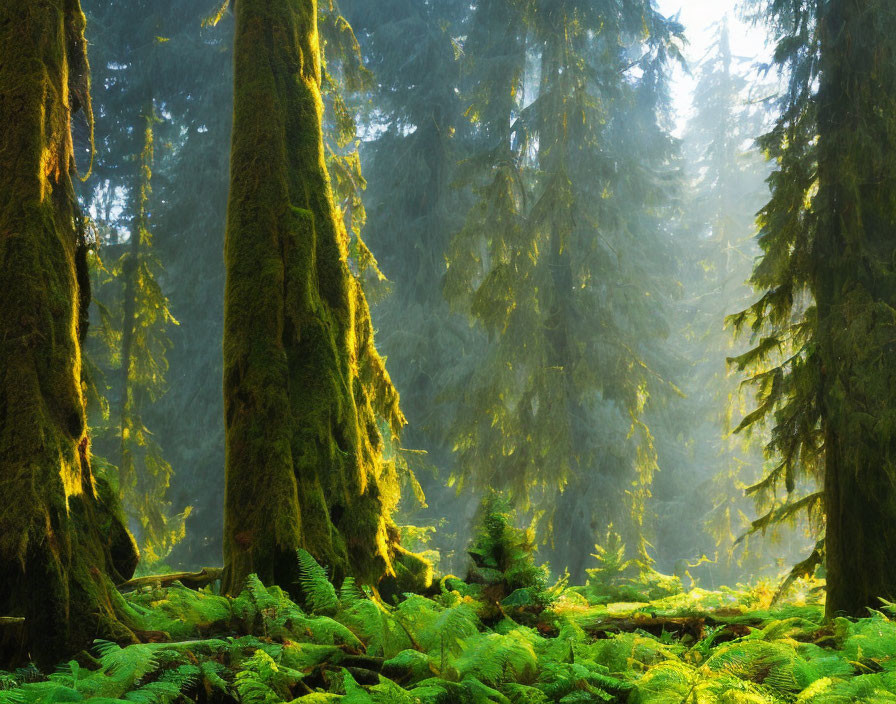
[{"x1": 73, "y1": 0, "x2": 815, "y2": 584}]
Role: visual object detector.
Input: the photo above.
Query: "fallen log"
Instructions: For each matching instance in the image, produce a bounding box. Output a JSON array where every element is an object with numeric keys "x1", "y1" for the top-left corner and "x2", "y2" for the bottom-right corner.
[
  {"x1": 573, "y1": 611, "x2": 765, "y2": 641},
  {"x1": 338, "y1": 653, "x2": 412, "y2": 681},
  {"x1": 117, "y1": 567, "x2": 223, "y2": 593}
]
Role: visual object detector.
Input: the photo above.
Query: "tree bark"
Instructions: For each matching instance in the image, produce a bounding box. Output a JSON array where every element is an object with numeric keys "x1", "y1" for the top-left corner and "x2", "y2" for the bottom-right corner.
[
  {"x1": 222, "y1": 0, "x2": 409, "y2": 595},
  {"x1": 0, "y1": 0, "x2": 139, "y2": 667},
  {"x1": 815, "y1": 0, "x2": 896, "y2": 617}
]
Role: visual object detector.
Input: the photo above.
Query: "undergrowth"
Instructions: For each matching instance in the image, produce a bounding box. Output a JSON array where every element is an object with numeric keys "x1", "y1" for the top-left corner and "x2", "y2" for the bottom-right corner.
[{"x1": 2, "y1": 508, "x2": 893, "y2": 704}]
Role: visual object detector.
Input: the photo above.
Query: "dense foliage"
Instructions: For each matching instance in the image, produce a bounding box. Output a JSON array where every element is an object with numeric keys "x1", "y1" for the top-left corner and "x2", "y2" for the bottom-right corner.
[
  {"x1": 1, "y1": 505, "x2": 891, "y2": 704},
  {"x1": 70, "y1": 0, "x2": 832, "y2": 589},
  {"x1": 336, "y1": 0, "x2": 486, "y2": 560},
  {"x1": 658, "y1": 20, "x2": 800, "y2": 584}
]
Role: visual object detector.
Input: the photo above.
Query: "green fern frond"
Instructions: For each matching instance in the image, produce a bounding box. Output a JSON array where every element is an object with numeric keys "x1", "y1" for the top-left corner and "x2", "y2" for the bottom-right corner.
[
  {"x1": 244, "y1": 573, "x2": 278, "y2": 613},
  {"x1": 124, "y1": 664, "x2": 199, "y2": 704},
  {"x1": 0, "y1": 691, "x2": 23, "y2": 704},
  {"x1": 705, "y1": 640, "x2": 803, "y2": 694},
  {"x1": 199, "y1": 661, "x2": 231, "y2": 696},
  {"x1": 234, "y1": 649, "x2": 304, "y2": 704},
  {"x1": 343, "y1": 597, "x2": 410, "y2": 658},
  {"x1": 297, "y1": 549, "x2": 338, "y2": 615},
  {"x1": 430, "y1": 603, "x2": 480, "y2": 666},
  {"x1": 339, "y1": 576, "x2": 363, "y2": 607},
  {"x1": 93, "y1": 642, "x2": 160, "y2": 687},
  {"x1": 452, "y1": 631, "x2": 538, "y2": 686},
  {"x1": 5, "y1": 682, "x2": 78, "y2": 704}
]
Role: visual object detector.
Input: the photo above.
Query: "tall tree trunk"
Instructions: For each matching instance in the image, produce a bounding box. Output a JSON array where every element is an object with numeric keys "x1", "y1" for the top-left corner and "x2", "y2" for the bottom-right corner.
[
  {"x1": 816, "y1": 0, "x2": 896, "y2": 617},
  {"x1": 222, "y1": 0, "x2": 408, "y2": 594},
  {"x1": 534, "y1": 31, "x2": 583, "y2": 581},
  {"x1": 0, "y1": 0, "x2": 139, "y2": 666},
  {"x1": 118, "y1": 140, "x2": 141, "y2": 537},
  {"x1": 118, "y1": 100, "x2": 153, "y2": 548}
]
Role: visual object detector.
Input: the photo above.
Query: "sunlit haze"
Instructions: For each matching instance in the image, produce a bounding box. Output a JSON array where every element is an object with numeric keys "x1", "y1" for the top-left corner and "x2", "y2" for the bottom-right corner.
[{"x1": 658, "y1": 0, "x2": 771, "y2": 130}]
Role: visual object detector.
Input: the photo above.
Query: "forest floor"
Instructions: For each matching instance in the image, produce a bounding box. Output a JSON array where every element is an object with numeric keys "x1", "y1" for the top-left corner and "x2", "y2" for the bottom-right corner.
[{"x1": 1, "y1": 550, "x2": 894, "y2": 704}]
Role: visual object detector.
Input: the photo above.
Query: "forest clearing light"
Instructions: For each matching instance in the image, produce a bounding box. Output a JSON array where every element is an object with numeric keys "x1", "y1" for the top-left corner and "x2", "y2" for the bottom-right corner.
[{"x1": 657, "y1": 0, "x2": 770, "y2": 132}]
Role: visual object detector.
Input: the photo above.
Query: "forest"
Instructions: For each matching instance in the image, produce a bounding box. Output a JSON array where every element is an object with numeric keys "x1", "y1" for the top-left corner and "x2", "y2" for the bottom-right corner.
[{"x1": 2, "y1": 0, "x2": 896, "y2": 701}]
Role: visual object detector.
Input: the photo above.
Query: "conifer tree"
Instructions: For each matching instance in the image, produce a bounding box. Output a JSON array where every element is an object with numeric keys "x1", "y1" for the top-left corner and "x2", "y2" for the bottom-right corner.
[
  {"x1": 86, "y1": 107, "x2": 186, "y2": 568},
  {"x1": 735, "y1": 0, "x2": 896, "y2": 616},
  {"x1": 82, "y1": 0, "x2": 402, "y2": 570},
  {"x1": 222, "y1": 0, "x2": 411, "y2": 593},
  {"x1": 445, "y1": 0, "x2": 684, "y2": 578},
  {"x1": 663, "y1": 20, "x2": 773, "y2": 576},
  {"x1": 338, "y1": 0, "x2": 484, "y2": 539},
  {"x1": 83, "y1": 0, "x2": 242, "y2": 568},
  {"x1": 0, "y1": 0, "x2": 139, "y2": 665},
  {"x1": 80, "y1": 4, "x2": 189, "y2": 569}
]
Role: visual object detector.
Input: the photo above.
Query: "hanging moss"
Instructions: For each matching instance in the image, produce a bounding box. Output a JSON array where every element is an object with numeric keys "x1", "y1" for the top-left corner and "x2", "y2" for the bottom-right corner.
[
  {"x1": 0, "y1": 0, "x2": 140, "y2": 667},
  {"x1": 222, "y1": 0, "x2": 408, "y2": 596}
]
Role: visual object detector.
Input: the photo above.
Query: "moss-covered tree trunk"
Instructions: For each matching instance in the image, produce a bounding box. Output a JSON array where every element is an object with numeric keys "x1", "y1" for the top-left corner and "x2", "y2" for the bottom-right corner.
[
  {"x1": 816, "y1": 0, "x2": 896, "y2": 617},
  {"x1": 0, "y1": 0, "x2": 140, "y2": 666},
  {"x1": 222, "y1": 0, "x2": 408, "y2": 594}
]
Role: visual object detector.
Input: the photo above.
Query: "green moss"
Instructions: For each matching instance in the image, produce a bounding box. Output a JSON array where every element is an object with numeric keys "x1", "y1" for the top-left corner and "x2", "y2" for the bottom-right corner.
[
  {"x1": 0, "y1": 0, "x2": 139, "y2": 667},
  {"x1": 222, "y1": 0, "x2": 408, "y2": 597},
  {"x1": 378, "y1": 545, "x2": 435, "y2": 602}
]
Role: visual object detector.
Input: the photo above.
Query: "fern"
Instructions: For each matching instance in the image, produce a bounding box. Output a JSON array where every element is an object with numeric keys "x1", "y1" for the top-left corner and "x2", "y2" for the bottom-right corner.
[
  {"x1": 16, "y1": 546, "x2": 896, "y2": 704},
  {"x1": 297, "y1": 549, "x2": 339, "y2": 615},
  {"x1": 452, "y1": 631, "x2": 538, "y2": 685},
  {"x1": 705, "y1": 640, "x2": 807, "y2": 694},
  {"x1": 198, "y1": 661, "x2": 231, "y2": 697},
  {"x1": 229, "y1": 573, "x2": 279, "y2": 633},
  {"x1": 429, "y1": 603, "x2": 480, "y2": 670},
  {"x1": 339, "y1": 576, "x2": 364, "y2": 607},
  {"x1": 91, "y1": 641, "x2": 160, "y2": 690},
  {"x1": 123, "y1": 664, "x2": 199, "y2": 704},
  {"x1": 234, "y1": 649, "x2": 304, "y2": 704},
  {"x1": 342, "y1": 596, "x2": 410, "y2": 658},
  {"x1": 5, "y1": 682, "x2": 78, "y2": 704}
]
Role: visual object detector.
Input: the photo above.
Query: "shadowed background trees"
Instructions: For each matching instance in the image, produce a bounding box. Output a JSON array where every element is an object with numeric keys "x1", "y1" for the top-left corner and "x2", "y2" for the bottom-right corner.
[
  {"x1": 73, "y1": 0, "x2": 828, "y2": 588},
  {"x1": 81, "y1": 0, "x2": 233, "y2": 569}
]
